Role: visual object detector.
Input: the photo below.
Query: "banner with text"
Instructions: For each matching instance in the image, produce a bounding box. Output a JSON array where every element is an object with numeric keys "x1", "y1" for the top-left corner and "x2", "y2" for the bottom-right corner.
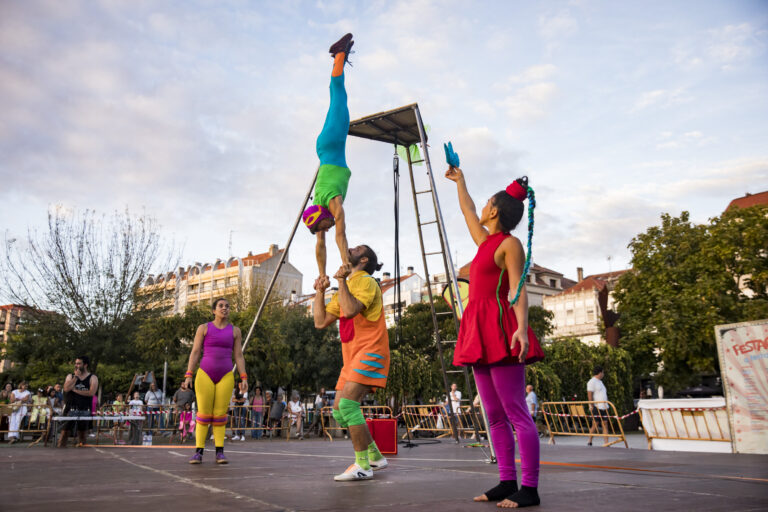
[{"x1": 715, "y1": 319, "x2": 768, "y2": 454}]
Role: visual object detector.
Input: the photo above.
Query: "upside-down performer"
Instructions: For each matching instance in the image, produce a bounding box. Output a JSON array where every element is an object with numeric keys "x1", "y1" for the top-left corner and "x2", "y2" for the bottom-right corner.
[
  {"x1": 184, "y1": 298, "x2": 248, "y2": 464},
  {"x1": 302, "y1": 33, "x2": 356, "y2": 277},
  {"x1": 313, "y1": 247, "x2": 389, "y2": 481},
  {"x1": 444, "y1": 142, "x2": 544, "y2": 508}
]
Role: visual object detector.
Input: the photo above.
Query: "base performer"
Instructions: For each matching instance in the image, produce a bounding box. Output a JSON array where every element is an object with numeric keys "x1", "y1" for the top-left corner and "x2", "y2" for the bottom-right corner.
[
  {"x1": 313, "y1": 246, "x2": 390, "y2": 481},
  {"x1": 184, "y1": 298, "x2": 248, "y2": 464},
  {"x1": 302, "y1": 33, "x2": 356, "y2": 277},
  {"x1": 445, "y1": 144, "x2": 544, "y2": 508}
]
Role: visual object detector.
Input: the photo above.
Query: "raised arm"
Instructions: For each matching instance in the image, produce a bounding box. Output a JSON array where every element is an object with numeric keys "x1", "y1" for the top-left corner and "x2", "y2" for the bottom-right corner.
[
  {"x1": 334, "y1": 264, "x2": 363, "y2": 318},
  {"x1": 328, "y1": 196, "x2": 350, "y2": 266},
  {"x1": 445, "y1": 166, "x2": 488, "y2": 245},
  {"x1": 313, "y1": 275, "x2": 338, "y2": 329},
  {"x1": 502, "y1": 237, "x2": 529, "y2": 363},
  {"x1": 315, "y1": 230, "x2": 327, "y2": 277}
]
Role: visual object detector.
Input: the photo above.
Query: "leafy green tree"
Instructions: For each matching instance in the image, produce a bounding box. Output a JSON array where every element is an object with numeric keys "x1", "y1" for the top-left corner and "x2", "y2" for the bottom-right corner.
[
  {"x1": 528, "y1": 305, "x2": 554, "y2": 339},
  {"x1": 614, "y1": 207, "x2": 768, "y2": 393}
]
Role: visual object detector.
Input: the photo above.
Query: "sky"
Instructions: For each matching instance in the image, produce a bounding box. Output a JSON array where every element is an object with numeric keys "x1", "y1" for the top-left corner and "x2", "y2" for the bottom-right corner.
[{"x1": 1, "y1": 0, "x2": 767, "y2": 296}]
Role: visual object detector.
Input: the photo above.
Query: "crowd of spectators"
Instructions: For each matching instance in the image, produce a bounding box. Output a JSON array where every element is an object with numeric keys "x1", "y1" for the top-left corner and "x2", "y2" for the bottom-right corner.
[{"x1": 1, "y1": 377, "x2": 332, "y2": 444}]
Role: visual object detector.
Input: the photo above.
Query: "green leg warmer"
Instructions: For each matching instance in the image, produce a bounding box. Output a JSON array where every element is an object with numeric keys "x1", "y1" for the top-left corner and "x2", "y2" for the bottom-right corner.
[
  {"x1": 338, "y1": 398, "x2": 366, "y2": 426},
  {"x1": 332, "y1": 408, "x2": 348, "y2": 428}
]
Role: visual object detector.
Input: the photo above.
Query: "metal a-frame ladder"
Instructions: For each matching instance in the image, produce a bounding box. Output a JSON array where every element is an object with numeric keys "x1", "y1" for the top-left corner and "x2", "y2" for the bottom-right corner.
[{"x1": 348, "y1": 104, "x2": 491, "y2": 458}]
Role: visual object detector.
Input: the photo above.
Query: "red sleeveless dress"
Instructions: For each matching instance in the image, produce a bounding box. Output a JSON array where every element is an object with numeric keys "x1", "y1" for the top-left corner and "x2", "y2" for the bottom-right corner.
[{"x1": 453, "y1": 231, "x2": 545, "y2": 366}]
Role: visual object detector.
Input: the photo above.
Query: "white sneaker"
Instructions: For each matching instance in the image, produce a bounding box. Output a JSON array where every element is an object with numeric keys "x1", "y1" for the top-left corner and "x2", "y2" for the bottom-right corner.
[
  {"x1": 240, "y1": 436, "x2": 245, "y2": 442},
  {"x1": 232, "y1": 435, "x2": 240, "y2": 440},
  {"x1": 369, "y1": 456, "x2": 388, "y2": 470},
  {"x1": 333, "y1": 463, "x2": 373, "y2": 481}
]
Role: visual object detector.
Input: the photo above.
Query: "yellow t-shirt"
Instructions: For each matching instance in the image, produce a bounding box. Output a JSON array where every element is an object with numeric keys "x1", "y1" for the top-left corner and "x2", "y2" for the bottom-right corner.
[{"x1": 326, "y1": 270, "x2": 382, "y2": 322}]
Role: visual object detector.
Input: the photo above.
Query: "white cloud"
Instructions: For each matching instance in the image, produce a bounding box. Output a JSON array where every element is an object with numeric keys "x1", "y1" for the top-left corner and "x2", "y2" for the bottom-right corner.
[
  {"x1": 539, "y1": 9, "x2": 578, "y2": 40},
  {"x1": 500, "y1": 82, "x2": 558, "y2": 122},
  {"x1": 631, "y1": 88, "x2": 690, "y2": 112},
  {"x1": 707, "y1": 23, "x2": 766, "y2": 69}
]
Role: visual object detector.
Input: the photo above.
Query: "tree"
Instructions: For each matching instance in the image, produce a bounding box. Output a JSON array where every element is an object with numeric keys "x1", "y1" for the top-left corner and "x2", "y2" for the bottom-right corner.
[
  {"x1": 614, "y1": 208, "x2": 768, "y2": 393},
  {"x1": 528, "y1": 305, "x2": 554, "y2": 339},
  {"x1": 1, "y1": 207, "x2": 174, "y2": 384}
]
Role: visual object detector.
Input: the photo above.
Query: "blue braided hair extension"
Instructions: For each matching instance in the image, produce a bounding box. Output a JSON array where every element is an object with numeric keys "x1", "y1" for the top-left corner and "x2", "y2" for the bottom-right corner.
[{"x1": 510, "y1": 184, "x2": 535, "y2": 306}]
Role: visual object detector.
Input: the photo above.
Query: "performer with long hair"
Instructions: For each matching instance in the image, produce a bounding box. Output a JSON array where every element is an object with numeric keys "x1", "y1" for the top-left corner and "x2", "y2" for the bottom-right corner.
[
  {"x1": 444, "y1": 142, "x2": 544, "y2": 508},
  {"x1": 185, "y1": 297, "x2": 247, "y2": 464}
]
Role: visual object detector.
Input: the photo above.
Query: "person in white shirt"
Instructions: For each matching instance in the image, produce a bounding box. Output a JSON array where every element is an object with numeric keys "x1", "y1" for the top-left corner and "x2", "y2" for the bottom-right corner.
[
  {"x1": 144, "y1": 382, "x2": 165, "y2": 433},
  {"x1": 287, "y1": 391, "x2": 305, "y2": 439},
  {"x1": 586, "y1": 366, "x2": 609, "y2": 446},
  {"x1": 525, "y1": 385, "x2": 538, "y2": 422},
  {"x1": 449, "y1": 383, "x2": 462, "y2": 415},
  {"x1": 8, "y1": 381, "x2": 31, "y2": 443}
]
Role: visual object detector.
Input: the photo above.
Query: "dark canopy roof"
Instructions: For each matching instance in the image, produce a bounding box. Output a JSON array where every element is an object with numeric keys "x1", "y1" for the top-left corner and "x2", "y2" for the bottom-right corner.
[{"x1": 348, "y1": 103, "x2": 426, "y2": 146}]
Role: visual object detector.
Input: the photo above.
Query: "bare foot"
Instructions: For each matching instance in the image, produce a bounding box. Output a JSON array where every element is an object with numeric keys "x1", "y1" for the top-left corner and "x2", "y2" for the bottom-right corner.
[
  {"x1": 498, "y1": 499, "x2": 519, "y2": 508},
  {"x1": 473, "y1": 494, "x2": 490, "y2": 502}
]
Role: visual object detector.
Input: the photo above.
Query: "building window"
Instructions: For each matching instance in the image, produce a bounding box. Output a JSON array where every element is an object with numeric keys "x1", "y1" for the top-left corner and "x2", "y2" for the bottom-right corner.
[
  {"x1": 566, "y1": 309, "x2": 574, "y2": 326},
  {"x1": 228, "y1": 277, "x2": 238, "y2": 286},
  {"x1": 586, "y1": 309, "x2": 595, "y2": 322},
  {"x1": 549, "y1": 279, "x2": 557, "y2": 288}
]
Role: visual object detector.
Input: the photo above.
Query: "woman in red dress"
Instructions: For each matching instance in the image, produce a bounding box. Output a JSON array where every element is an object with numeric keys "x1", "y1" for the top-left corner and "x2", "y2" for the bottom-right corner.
[{"x1": 446, "y1": 156, "x2": 543, "y2": 508}]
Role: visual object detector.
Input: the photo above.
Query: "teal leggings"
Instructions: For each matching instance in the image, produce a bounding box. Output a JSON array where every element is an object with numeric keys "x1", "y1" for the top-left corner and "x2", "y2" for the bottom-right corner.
[{"x1": 315, "y1": 74, "x2": 349, "y2": 168}]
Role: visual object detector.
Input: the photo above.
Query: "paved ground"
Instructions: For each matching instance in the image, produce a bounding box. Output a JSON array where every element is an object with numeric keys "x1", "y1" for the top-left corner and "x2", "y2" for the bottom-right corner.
[{"x1": 2, "y1": 436, "x2": 767, "y2": 511}]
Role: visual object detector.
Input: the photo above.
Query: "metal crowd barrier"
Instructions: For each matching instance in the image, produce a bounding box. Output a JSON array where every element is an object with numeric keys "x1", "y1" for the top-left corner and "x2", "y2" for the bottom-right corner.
[
  {"x1": 0, "y1": 403, "x2": 55, "y2": 445},
  {"x1": 540, "y1": 401, "x2": 629, "y2": 448},
  {"x1": 639, "y1": 405, "x2": 730, "y2": 449},
  {"x1": 400, "y1": 404, "x2": 452, "y2": 439},
  {"x1": 320, "y1": 405, "x2": 393, "y2": 442}
]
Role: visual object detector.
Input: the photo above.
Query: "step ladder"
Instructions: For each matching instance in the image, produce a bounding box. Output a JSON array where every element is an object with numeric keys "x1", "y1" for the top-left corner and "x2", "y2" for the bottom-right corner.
[{"x1": 349, "y1": 105, "x2": 493, "y2": 459}]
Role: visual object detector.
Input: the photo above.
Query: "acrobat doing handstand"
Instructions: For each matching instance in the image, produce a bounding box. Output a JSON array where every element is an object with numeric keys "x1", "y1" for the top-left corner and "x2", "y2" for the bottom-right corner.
[{"x1": 302, "y1": 33, "x2": 356, "y2": 277}]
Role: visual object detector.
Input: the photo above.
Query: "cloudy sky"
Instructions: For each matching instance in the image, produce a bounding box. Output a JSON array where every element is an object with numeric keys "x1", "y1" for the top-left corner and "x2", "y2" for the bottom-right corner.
[{"x1": 1, "y1": 0, "x2": 767, "y2": 295}]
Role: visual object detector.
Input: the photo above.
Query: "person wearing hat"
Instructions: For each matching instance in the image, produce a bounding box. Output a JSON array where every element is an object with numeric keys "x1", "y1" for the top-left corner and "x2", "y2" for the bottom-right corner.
[
  {"x1": 302, "y1": 33, "x2": 355, "y2": 277},
  {"x1": 444, "y1": 142, "x2": 544, "y2": 508}
]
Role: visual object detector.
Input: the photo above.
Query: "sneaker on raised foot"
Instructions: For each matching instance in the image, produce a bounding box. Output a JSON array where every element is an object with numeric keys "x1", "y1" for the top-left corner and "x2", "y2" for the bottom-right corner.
[
  {"x1": 334, "y1": 463, "x2": 373, "y2": 481},
  {"x1": 329, "y1": 33, "x2": 353, "y2": 55},
  {"x1": 369, "y1": 456, "x2": 388, "y2": 471}
]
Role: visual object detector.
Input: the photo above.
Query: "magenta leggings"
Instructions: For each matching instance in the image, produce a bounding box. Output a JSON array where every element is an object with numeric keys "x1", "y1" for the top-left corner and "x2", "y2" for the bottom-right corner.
[{"x1": 474, "y1": 362, "x2": 540, "y2": 486}]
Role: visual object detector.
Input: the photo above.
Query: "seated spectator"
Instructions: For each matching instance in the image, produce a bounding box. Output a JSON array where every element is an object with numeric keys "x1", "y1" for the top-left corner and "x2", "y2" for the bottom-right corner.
[
  {"x1": 48, "y1": 387, "x2": 63, "y2": 415},
  {"x1": 286, "y1": 391, "x2": 305, "y2": 439},
  {"x1": 0, "y1": 383, "x2": 11, "y2": 441},
  {"x1": 178, "y1": 402, "x2": 195, "y2": 443},
  {"x1": 9, "y1": 381, "x2": 31, "y2": 443},
  {"x1": 29, "y1": 388, "x2": 49, "y2": 428}
]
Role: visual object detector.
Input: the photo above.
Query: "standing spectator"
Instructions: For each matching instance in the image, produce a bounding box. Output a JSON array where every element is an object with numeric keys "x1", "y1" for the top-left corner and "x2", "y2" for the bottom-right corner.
[
  {"x1": 8, "y1": 381, "x2": 31, "y2": 443},
  {"x1": 57, "y1": 356, "x2": 98, "y2": 448},
  {"x1": 231, "y1": 380, "x2": 247, "y2": 441},
  {"x1": 307, "y1": 388, "x2": 327, "y2": 437},
  {"x1": 525, "y1": 385, "x2": 538, "y2": 423},
  {"x1": 128, "y1": 392, "x2": 143, "y2": 414},
  {"x1": 144, "y1": 382, "x2": 165, "y2": 433},
  {"x1": 587, "y1": 366, "x2": 609, "y2": 446},
  {"x1": 173, "y1": 380, "x2": 195, "y2": 410},
  {"x1": 449, "y1": 383, "x2": 462, "y2": 414},
  {"x1": 250, "y1": 387, "x2": 265, "y2": 439},
  {"x1": 287, "y1": 391, "x2": 305, "y2": 439},
  {"x1": 172, "y1": 381, "x2": 195, "y2": 434},
  {"x1": 268, "y1": 392, "x2": 286, "y2": 437}
]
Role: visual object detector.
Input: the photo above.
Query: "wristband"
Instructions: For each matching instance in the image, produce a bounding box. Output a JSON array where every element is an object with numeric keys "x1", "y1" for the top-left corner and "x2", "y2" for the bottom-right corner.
[
  {"x1": 240, "y1": 373, "x2": 248, "y2": 380},
  {"x1": 184, "y1": 371, "x2": 193, "y2": 378}
]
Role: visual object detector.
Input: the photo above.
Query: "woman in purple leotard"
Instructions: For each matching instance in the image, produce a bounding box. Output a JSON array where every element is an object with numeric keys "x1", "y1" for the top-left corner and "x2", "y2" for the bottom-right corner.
[{"x1": 184, "y1": 298, "x2": 248, "y2": 464}]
